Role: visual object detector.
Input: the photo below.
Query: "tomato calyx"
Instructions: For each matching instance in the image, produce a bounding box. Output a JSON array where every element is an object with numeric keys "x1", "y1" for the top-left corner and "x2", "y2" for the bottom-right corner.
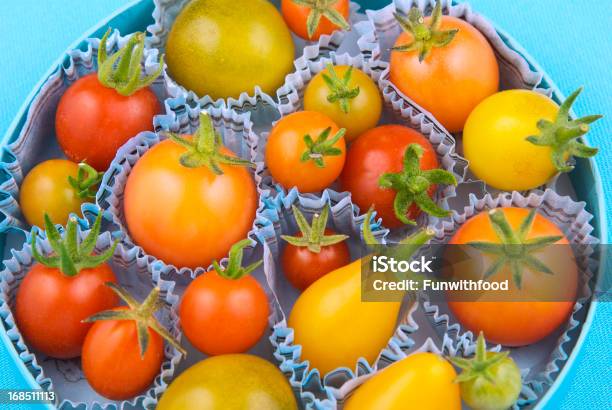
[
  {"x1": 84, "y1": 283, "x2": 186, "y2": 357},
  {"x1": 378, "y1": 143, "x2": 456, "y2": 225},
  {"x1": 526, "y1": 87, "x2": 602, "y2": 173},
  {"x1": 301, "y1": 126, "x2": 346, "y2": 168},
  {"x1": 392, "y1": 1, "x2": 458, "y2": 62},
  {"x1": 212, "y1": 239, "x2": 262, "y2": 280},
  {"x1": 97, "y1": 28, "x2": 164, "y2": 97},
  {"x1": 67, "y1": 163, "x2": 103, "y2": 200},
  {"x1": 467, "y1": 208, "x2": 562, "y2": 289},
  {"x1": 450, "y1": 332, "x2": 516, "y2": 384},
  {"x1": 31, "y1": 212, "x2": 118, "y2": 277},
  {"x1": 282, "y1": 205, "x2": 348, "y2": 253},
  {"x1": 292, "y1": 0, "x2": 350, "y2": 39},
  {"x1": 321, "y1": 64, "x2": 360, "y2": 113},
  {"x1": 167, "y1": 111, "x2": 255, "y2": 174}
]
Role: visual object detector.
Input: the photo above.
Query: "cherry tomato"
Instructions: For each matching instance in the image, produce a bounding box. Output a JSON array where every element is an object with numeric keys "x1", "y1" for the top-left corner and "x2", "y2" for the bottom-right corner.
[
  {"x1": 15, "y1": 215, "x2": 118, "y2": 359},
  {"x1": 304, "y1": 65, "x2": 382, "y2": 141},
  {"x1": 447, "y1": 208, "x2": 577, "y2": 346},
  {"x1": 20, "y1": 160, "x2": 101, "y2": 227},
  {"x1": 389, "y1": 3, "x2": 498, "y2": 132},
  {"x1": 282, "y1": 0, "x2": 350, "y2": 41},
  {"x1": 179, "y1": 240, "x2": 269, "y2": 355},
  {"x1": 56, "y1": 30, "x2": 162, "y2": 170},
  {"x1": 340, "y1": 125, "x2": 441, "y2": 228},
  {"x1": 265, "y1": 111, "x2": 346, "y2": 193},
  {"x1": 124, "y1": 112, "x2": 257, "y2": 269}
]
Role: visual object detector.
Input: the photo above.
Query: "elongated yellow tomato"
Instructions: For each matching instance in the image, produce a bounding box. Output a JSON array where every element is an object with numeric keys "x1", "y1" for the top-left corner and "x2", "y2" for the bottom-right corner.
[
  {"x1": 288, "y1": 259, "x2": 401, "y2": 376},
  {"x1": 344, "y1": 352, "x2": 461, "y2": 410},
  {"x1": 463, "y1": 90, "x2": 559, "y2": 191}
]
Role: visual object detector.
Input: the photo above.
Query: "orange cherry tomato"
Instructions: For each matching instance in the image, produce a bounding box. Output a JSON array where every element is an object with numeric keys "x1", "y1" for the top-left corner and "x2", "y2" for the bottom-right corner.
[
  {"x1": 265, "y1": 111, "x2": 346, "y2": 193},
  {"x1": 281, "y1": 0, "x2": 350, "y2": 41}
]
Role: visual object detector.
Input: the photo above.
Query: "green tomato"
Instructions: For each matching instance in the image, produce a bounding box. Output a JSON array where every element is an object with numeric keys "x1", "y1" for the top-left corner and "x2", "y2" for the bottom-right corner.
[
  {"x1": 166, "y1": 0, "x2": 295, "y2": 100},
  {"x1": 157, "y1": 354, "x2": 298, "y2": 410}
]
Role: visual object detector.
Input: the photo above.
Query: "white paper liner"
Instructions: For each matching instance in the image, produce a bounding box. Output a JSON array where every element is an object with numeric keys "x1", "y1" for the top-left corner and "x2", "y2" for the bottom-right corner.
[
  {"x1": 0, "y1": 29, "x2": 164, "y2": 235},
  {"x1": 144, "y1": 0, "x2": 367, "y2": 115},
  {"x1": 0, "y1": 226, "x2": 182, "y2": 409},
  {"x1": 420, "y1": 188, "x2": 599, "y2": 408},
  {"x1": 96, "y1": 102, "x2": 273, "y2": 280}
]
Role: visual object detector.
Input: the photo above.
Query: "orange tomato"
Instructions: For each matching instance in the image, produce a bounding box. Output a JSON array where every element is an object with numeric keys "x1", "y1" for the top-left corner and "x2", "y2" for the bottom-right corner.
[
  {"x1": 124, "y1": 136, "x2": 257, "y2": 269},
  {"x1": 281, "y1": 0, "x2": 350, "y2": 41},
  {"x1": 390, "y1": 15, "x2": 498, "y2": 132},
  {"x1": 265, "y1": 111, "x2": 346, "y2": 193}
]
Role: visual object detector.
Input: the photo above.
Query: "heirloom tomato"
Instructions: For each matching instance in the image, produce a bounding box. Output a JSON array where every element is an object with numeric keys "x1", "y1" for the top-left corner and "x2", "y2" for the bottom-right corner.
[
  {"x1": 282, "y1": 0, "x2": 350, "y2": 40},
  {"x1": 464, "y1": 88, "x2": 602, "y2": 191},
  {"x1": 389, "y1": 2, "x2": 498, "y2": 132},
  {"x1": 281, "y1": 205, "x2": 349, "y2": 291},
  {"x1": 166, "y1": 0, "x2": 295, "y2": 99},
  {"x1": 124, "y1": 112, "x2": 257, "y2": 269},
  {"x1": 446, "y1": 207, "x2": 577, "y2": 346},
  {"x1": 179, "y1": 240, "x2": 269, "y2": 355},
  {"x1": 344, "y1": 352, "x2": 461, "y2": 410},
  {"x1": 83, "y1": 284, "x2": 185, "y2": 400},
  {"x1": 15, "y1": 214, "x2": 118, "y2": 359},
  {"x1": 56, "y1": 30, "x2": 162, "y2": 170},
  {"x1": 340, "y1": 125, "x2": 456, "y2": 228},
  {"x1": 20, "y1": 160, "x2": 101, "y2": 227},
  {"x1": 304, "y1": 64, "x2": 382, "y2": 141},
  {"x1": 265, "y1": 111, "x2": 346, "y2": 193},
  {"x1": 158, "y1": 354, "x2": 298, "y2": 410}
]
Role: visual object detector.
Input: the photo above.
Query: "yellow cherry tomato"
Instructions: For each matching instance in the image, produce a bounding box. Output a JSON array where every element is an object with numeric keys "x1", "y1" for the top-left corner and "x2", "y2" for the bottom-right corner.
[
  {"x1": 304, "y1": 65, "x2": 382, "y2": 142},
  {"x1": 463, "y1": 90, "x2": 560, "y2": 191},
  {"x1": 344, "y1": 352, "x2": 461, "y2": 410},
  {"x1": 20, "y1": 159, "x2": 96, "y2": 227}
]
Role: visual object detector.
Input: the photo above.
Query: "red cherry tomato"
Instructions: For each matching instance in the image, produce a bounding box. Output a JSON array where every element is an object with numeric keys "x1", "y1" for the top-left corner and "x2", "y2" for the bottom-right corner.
[{"x1": 281, "y1": 0, "x2": 350, "y2": 41}]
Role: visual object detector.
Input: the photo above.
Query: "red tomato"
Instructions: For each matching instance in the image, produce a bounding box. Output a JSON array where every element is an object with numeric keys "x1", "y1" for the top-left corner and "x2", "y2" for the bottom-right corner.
[
  {"x1": 389, "y1": 6, "x2": 498, "y2": 132},
  {"x1": 82, "y1": 306, "x2": 164, "y2": 400},
  {"x1": 180, "y1": 271, "x2": 269, "y2": 355},
  {"x1": 282, "y1": 229, "x2": 350, "y2": 291},
  {"x1": 340, "y1": 125, "x2": 439, "y2": 228},
  {"x1": 281, "y1": 0, "x2": 350, "y2": 41}
]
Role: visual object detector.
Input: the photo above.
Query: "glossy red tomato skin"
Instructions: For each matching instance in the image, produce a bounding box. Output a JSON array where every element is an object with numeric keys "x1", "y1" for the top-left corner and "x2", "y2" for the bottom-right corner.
[
  {"x1": 82, "y1": 307, "x2": 164, "y2": 400},
  {"x1": 179, "y1": 271, "x2": 270, "y2": 355},
  {"x1": 340, "y1": 125, "x2": 438, "y2": 228},
  {"x1": 56, "y1": 73, "x2": 161, "y2": 171},
  {"x1": 15, "y1": 264, "x2": 118, "y2": 359},
  {"x1": 281, "y1": 229, "x2": 351, "y2": 291}
]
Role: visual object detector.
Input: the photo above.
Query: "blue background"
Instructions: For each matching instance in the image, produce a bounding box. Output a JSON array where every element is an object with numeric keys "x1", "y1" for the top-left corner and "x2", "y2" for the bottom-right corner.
[{"x1": 0, "y1": 0, "x2": 610, "y2": 408}]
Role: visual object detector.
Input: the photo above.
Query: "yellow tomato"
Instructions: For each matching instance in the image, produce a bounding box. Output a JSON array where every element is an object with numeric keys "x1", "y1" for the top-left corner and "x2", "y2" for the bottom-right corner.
[
  {"x1": 304, "y1": 65, "x2": 382, "y2": 141},
  {"x1": 344, "y1": 352, "x2": 461, "y2": 410},
  {"x1": 463, "y1": 90, "x2": 560, "y2": 191},
  {"x1": 288, "y1": 259, "x2": 401, "y2": 376}
]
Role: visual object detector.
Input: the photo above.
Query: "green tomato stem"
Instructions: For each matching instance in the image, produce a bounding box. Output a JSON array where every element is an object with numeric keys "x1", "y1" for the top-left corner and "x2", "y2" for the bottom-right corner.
[
  {"x1": 301, "y1": 126, "x2": 346, "y2": 168},
  {"x1": 281, "y1": 205, "x2": 348, "y2": 253},
  {"x1": 321, "y1": 64, "x2": 360, "y2": 113},
  {"x1": 291, "y1": 0, "x2": 350, "y2": 39},
  {"x1": 212, "y1": 239, "x2": 262, "y2": 280},
  {"x1": 67, "y1": 163, "x2": 103, "y2": 200}
]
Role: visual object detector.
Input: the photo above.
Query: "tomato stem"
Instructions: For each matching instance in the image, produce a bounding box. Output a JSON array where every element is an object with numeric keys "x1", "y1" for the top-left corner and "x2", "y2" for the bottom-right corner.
[
  {"x1": 467, "y1": 208, "x2": 562, "y2": 289},
  {"x1": 97, "y1": 28, "x2": 164, "y2": 96},
  {"x1": 292, "y1": 0, "x2": 350, "y2": 39},
  {"x1": 167, "y1": 111, "x2": 255, "y2": 174},
  {"x1": 392, "y1": 1, "x2": 458, "y2": 62},
  {"x1": 301, "y1": 126, "x2": 346, "y2": 168},
  {"x1": 321, "y1": 64, "x2": 360, "y2": 113},
  {"x1": 526, "y1": 87, "x2": 602, "y2": 172},
  {"x1": 67, "y1": 163, "x2": 103, "y2": 200},
  {"x1": 282, "y1": 205, "x2": 348, "y2": 253},
  {"x1": 450, "y1": 332, "x2": 515, "y2": 384},
  {"x1": 84, "y1": 283, "x2": 187, "y2": 357},
  {"x1": 378, "y1": 143, "x2": 456, "y2": 225},
  {"x1": 212, "y1": 239, "x2": 262, "y2": 280},
  {"x1": 31, "y1": 213, "x2": 118, "y2": 277}
]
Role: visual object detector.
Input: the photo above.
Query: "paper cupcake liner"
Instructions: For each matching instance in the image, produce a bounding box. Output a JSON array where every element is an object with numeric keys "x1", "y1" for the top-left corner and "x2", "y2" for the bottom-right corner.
[
  {"x1": 420, "y1": 188, "x2": 598, "y2": 408},
  {"x1": 144, "y1": 0, "x2": 367, "y2": 116},
  {"x1": 0, "y1": 28, "x2": 164, "y2": 235},
  {"x1": 0, "y1": 226, "x2": 182, "y2": 409},
  {"x1": 96, "y1": 101, "x2": 272, "y2": 280}
]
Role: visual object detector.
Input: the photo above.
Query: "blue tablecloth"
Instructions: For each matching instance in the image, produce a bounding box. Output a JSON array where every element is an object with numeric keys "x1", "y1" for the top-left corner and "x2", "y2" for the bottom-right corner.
[{"x1": 0, "y1": 0, "x2": 610, "y2": 409}]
